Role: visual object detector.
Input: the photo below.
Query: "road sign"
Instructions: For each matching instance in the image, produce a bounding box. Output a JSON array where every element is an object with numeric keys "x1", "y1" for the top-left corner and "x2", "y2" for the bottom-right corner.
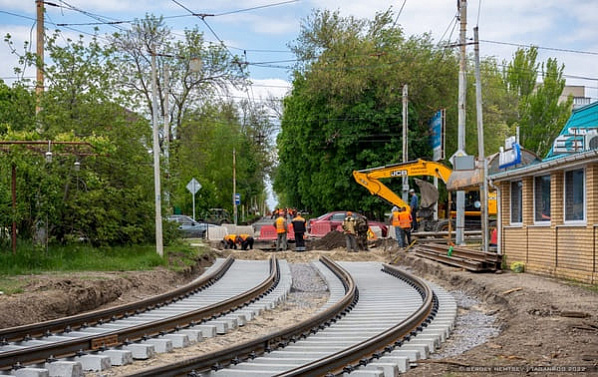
[
  {"x1": 186, "y1": 178, "x2": 201, "y2": 194},
  {"x1": 234, "y1": 193, "x2": 241, "y2": 205}
]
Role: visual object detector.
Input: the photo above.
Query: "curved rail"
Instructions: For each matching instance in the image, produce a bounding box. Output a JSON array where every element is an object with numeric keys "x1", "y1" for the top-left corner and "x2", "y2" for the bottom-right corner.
[
  {"x1": 128, "y1": 255, "x2": 357, "y2": 377},
  {"x1": 0, "y1": 256, "x2": 279, "y2": 371},
  {"x1": 275, "y1": 263, "x2": 435, "y2": 376}
]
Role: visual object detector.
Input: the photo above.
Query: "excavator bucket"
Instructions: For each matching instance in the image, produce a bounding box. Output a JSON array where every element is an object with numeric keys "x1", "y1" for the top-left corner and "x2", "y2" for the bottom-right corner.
[{"x1": 414, "y1": 178, "x2": 438, "y2": 209}]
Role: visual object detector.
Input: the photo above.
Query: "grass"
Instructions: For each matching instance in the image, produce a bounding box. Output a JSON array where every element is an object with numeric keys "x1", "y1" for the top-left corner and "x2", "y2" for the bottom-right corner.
[{"x1": 0, "y1": 240, "x2": 208, "y2": 293}]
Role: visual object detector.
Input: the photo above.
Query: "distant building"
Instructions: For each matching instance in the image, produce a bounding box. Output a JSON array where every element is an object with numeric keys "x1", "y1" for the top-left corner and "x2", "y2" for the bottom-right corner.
[
  {"x1": 560, "y1": 85, "x2": 592, "y2": 109},
  {"x1": 490, "y1": 101, "x2": 598, "y2": 283}
]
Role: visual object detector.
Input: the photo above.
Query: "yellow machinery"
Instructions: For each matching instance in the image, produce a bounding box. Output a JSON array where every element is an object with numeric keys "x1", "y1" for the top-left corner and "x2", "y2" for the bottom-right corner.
[{"x1": 352, "y1": 159, "x2": 497, "y2": 231}]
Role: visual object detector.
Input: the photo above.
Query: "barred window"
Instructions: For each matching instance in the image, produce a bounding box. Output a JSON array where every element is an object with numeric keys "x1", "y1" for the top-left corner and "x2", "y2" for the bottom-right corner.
[
  {"x1": 564, "y1": 169, "x2": 585, "y2": 222},
  {"x1": 511, "y1": 180, "x2": 523, "y2": 224},
  {"x1": 534, "y1": 175, "x2": 551, "y2": 222}
]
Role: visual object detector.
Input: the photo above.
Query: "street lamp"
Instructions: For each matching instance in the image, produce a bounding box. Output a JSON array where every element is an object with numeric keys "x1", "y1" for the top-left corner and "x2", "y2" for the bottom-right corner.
[
  {"x1": 189, "y1": 56, "x2": 202, "y2": 73},
  {"x1": 45, "y1": 141, "x2": 52, "y2": 163}
]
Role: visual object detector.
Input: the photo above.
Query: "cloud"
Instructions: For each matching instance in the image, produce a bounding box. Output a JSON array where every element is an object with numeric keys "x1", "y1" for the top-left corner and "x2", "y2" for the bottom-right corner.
[{"x1": 0, "y1": 24, "x2": 37, "y2": 82}]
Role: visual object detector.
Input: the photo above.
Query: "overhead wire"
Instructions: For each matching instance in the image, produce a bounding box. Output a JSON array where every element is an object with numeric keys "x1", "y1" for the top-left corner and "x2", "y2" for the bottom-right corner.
[
  {"x1": 213, "y1": 0, "x2": 300, "y2": 17},
  {"x1": 392, "y1": 0, "x2": 407, "y2": 28}
]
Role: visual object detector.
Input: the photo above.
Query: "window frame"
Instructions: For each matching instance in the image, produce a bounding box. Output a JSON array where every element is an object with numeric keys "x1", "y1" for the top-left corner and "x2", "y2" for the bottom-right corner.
[
  {"x1": 533, "y1": 174, "x2": 551, "y2": 225},
  {"x1": 563, "y1": 167, "x2": 586, "y2": 224},
  {"x1": 510, "y1": 180, "x2": 523, "y2": 226}
]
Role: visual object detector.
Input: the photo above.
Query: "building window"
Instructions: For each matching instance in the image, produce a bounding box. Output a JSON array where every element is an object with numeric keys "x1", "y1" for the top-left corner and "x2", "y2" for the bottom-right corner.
[
  {"x1": 511, "y1": 180, "x2": 523, "y2": 224},
  {"x1": 564, "y1": 168, "x2": 585, "y2": 222},
  {"x1": 534, "y1": 175, "x2": 551, "y2": 223}
]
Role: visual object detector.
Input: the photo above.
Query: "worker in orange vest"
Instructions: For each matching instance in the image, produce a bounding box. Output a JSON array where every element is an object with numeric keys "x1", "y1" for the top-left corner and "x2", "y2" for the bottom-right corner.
[
  {"x1": 274, "y1": 213, "x2": 288, "y2": 251},
  {"x1": 398, "y1": 207, "x2": 413, "y2": 248},
  {"x1": 236, "y1": 233, "x2": 254, "y2": 250},
  {"x1": 223, "y1": 234, "x2": 237, "y2": 249},
  {"x1": 390, "y1": 206, "x2": 403, "y2": 247},
  {"x1": 291, "y1": 212, "x2": 307, "y2": 251}
]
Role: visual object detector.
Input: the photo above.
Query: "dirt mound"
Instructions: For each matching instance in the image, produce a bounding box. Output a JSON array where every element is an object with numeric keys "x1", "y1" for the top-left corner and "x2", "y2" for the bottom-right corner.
[
  {"x1": 393, "y1": 251, "x2": 598, "y2": 376},
  {"x1": 309, "y1": 231, "x2": 346, "y2": 250},
  {"x1": 0, "y1": 253, "x2": 216, "y2": 328}
]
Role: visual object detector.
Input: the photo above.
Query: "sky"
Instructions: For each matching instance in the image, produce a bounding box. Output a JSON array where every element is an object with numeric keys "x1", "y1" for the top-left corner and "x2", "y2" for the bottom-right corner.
[
  {"x1": 1, "y1": 0, "x2": 598, "y2": 209},
  {"x1": 1, "y1": 0, "x2": 598, "y2": 100}
]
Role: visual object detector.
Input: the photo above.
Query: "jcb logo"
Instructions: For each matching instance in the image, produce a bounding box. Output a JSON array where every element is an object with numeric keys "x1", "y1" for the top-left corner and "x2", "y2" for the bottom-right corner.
[{"x1": 390, "y1": 170, "x2": 406, "y2": 177}]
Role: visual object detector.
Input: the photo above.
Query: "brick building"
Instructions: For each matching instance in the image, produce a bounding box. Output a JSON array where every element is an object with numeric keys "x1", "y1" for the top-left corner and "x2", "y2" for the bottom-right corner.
[{"x1": 490, "y1": 101, "x2": 598, "y2": 283}]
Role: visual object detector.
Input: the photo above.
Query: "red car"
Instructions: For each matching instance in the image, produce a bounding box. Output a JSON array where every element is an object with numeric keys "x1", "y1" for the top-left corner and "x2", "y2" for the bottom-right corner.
[{"x1": 308, "y1": 211, "x2": 388, "y2": 237}]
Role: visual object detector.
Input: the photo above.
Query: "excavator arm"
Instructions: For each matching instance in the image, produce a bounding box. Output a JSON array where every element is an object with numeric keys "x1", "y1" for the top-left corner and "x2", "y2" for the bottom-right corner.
[
  {"x1": 355, "y1": 159, "x2": 452, "y2": 182},
  {"x1": 352, "y1": 159, "x2": 453, "y2": 212},
  {"x1": 353, "y1": 169, "x2": 410, "y2": 209}
]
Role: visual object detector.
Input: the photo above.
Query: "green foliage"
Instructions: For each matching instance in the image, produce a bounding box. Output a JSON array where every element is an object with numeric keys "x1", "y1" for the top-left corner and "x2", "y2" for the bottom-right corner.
[
  {"x1": 169, "y1": 101, "x2": 271, "y2": 217},
  {"x1": 501, "y1": 46, "x2": 572, "y2": 156},
  {"x1": 275, "y1": 11, "x2": 572, "y2": 217},
  {"x1": 0, "y1": 241, "x2": 202, "y2": 277},
  {"x1": 276, "y1": 9, "x2": 459, "y2": 217},
  {"x1": 1, "y1": 16, "x2": 271, "y2": 249}
]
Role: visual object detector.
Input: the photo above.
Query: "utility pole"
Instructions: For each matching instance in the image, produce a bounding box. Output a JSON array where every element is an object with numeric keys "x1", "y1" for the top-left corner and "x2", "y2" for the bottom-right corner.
[
  {"x1": 233, "y1": 148, "x2": 237, "y2": 225},
  {"x1": 163, "y1": 65, "x2": 170, "y2": 207},
  {"x1": 163, "y1": 65, "x2": 170, "y2": 171},
  {"x1": 150, "y1": 45, "x2": 164, "y2": 257},
  {"x1": 35, "y1": 0, "x2": 44, "y2": 114},
  {"x1": 402, "y1": 84, "x2": 409, "y2": 203},
  {"x1": 474, "y1": 26, "x2": 489, "y2": 251},
  {"x1": 456, "y1": 0, "x2": 467, "y2": 245}
]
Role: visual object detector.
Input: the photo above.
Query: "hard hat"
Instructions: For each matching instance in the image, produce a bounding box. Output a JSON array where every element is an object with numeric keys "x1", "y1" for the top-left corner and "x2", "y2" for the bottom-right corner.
[
  {"x1": 346, "y1": 211, "x2": 352, "y2": 216},
  {"x1": 392, "y1": 206, "x2": 399, "y2": 212},
  {"x1": 409, "y1": 189, "x2": 415, "y2": 193}
]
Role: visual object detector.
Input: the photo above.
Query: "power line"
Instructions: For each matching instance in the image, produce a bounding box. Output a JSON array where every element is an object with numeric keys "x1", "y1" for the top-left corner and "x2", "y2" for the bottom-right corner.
[
  {"x1": 392, "y1": 0, "x2": 407, "y2": 28},
  {"x1": 480, "y1": 39, "x2": 598, "y2": 57},
  {"x1": 0, "y1": 10, "x2": 37, "y2": 22},
  {"x1": 213, "y1": 0, "x2": 300, "y2": 17}
]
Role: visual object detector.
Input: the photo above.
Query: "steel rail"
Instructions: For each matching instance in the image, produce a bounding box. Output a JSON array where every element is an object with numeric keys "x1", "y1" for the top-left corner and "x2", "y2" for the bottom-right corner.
[
  {"x1": 0, "y1": 256, "x2": 279, "y2": 370},
  {"x1": 273, "y1": 263, "x2": 434, "y2": 376},
  {"x1": 0, "y1": 256, "x2": 234, "y2": 343},
  {"x1": 127, "y1": 255, "x2": 357, "y2": 377}
]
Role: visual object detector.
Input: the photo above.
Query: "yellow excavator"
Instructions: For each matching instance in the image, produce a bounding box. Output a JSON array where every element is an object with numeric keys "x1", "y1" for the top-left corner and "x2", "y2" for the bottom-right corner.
[{"x1": 352, "y1": 159, "x2": 496, "y2": 232}]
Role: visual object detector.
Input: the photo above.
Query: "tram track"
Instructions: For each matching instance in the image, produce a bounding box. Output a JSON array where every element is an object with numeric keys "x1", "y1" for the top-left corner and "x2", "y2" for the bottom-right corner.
[
  {"x1": 0, "y1": 256, "x2": 282, "y2": 375},
  {"x1": 128, "y1": 258, "x2": 456, "y2": 377},
  {"x1": 0, "y1": 256, "x2": 457, "y2": 377}
]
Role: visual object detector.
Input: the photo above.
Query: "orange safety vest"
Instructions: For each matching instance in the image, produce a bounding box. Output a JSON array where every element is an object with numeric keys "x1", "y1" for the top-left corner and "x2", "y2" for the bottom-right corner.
[
  {"x1": 238, "y1": 234, "x2": 250, "y2": 241},
  {"x1": 224, "y1": 234, "x2": 236, "y2": 242},
  {"x1": 398, "y1": 211, "x2": 412, "y2": 229},
  {"x1": 275, "y1": 216, "x2": 287, "y2": 233},
  {"x1": 391, "y1": 211, "x2": 401, "y2": 227}
]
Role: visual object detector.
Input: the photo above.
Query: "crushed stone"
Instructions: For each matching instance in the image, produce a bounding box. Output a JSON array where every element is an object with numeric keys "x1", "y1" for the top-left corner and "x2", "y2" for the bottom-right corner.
[{"x1": 431, "y1": 290, "x2": 499, "y2": 359}]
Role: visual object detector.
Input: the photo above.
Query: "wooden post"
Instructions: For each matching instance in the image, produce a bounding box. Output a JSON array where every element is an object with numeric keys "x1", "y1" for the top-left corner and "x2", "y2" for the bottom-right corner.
[
  {"x1": 12, "y1": 164, "x2": 16, "y2": 254},
  {"x1": 35, "y1": 0, "x2": 44, "y2": 114}
]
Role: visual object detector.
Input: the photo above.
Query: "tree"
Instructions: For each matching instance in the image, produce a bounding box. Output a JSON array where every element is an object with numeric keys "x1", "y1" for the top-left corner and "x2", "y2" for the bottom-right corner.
[
  {"x1": 169, "y1": 100, "x2": 273, "y2": 219},
  {"x1": 276, "y1": 9, "x2": 460, "y2": 217},
  {"x1": 502, "y1": 47, "x2": 572, "y2": 157},
  {"x1": 109, "y1": 15, "x2": 248, "y2": 136},
  {"x1": 1, "y1": 31, "x2": 157, "y2": 247}
]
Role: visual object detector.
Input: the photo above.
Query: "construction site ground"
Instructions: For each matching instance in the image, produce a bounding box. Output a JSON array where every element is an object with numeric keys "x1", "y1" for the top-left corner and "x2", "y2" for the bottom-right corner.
[{"x1": 0, "y1": 235, "x2": 596, "y2": 376}]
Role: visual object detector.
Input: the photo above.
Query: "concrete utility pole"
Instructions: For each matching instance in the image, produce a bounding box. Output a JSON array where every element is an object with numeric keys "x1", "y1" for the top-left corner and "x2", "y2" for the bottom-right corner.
[
  {"x1": 35, "y1": 0, "x2": 44, "y2": 114},
  {"x1": 456, "y1": 0, "x2": 467, "y2": 245},
  {"x1": 163, "y1": 65, "x2": 170, "y2": 207},
  {"x1": 474, "y1": 26, "x2": 489, "y2": 251},
  {"x1": 150, "y1": 46, "x2": 164, "y2": 257},
  {"x1": 402, "y1": 84, "x2": 409, "y2": 203},
  {"x1": 233, "y1": 148, "x2": 237, "y2": 225},
  {"x1": 163, "y1": 65, "x2": 170, "y2": 172}
]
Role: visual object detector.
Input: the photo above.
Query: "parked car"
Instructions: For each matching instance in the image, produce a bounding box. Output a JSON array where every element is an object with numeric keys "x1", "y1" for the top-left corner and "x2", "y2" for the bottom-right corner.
[
  {"x1": 308, "y1": 211, "x2": 388, "y2": 237},
  {"x1": 167, "y1": 215, "x2": 218, "y2": 238}
]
